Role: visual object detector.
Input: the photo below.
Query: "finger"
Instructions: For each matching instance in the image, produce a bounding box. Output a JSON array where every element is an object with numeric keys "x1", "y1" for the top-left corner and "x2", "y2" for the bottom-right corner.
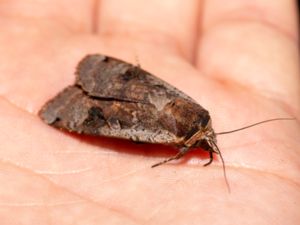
[
  {"x1": 0, "y1": 0, "x2": 94, "y2": 32},
  {"x1": 196, "y1": 1, "x2": 300, "y2": 110},
  {"x1": 96, "y1": 0, "x2": 200, "y2": 61}
]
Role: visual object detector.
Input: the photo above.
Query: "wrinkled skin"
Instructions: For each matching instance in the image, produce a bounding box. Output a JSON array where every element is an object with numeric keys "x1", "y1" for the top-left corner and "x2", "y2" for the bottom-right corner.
[{"x1": 0, "y1": 1, "x2": 299, "y2": 225}]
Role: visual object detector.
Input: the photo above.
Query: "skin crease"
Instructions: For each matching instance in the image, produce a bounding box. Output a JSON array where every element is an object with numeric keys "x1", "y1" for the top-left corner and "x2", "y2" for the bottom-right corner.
[{"x1": 0, "y1": 0, "x2": 299, "y2": 224}]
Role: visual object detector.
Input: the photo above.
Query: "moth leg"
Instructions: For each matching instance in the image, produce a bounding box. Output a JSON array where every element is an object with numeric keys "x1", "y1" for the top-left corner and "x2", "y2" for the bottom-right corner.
[
  {"x1": 203, "y1": 151, "x2": 214, "y2": 167},
  {"x1": 151, "y1": 147, "x2": 189, "y2": 168}
]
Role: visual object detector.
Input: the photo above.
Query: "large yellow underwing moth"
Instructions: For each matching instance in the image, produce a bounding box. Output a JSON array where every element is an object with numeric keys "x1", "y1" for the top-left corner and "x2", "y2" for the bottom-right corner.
[{"x1": 39, "y1": 54, "x2": 294, "y2": 191}]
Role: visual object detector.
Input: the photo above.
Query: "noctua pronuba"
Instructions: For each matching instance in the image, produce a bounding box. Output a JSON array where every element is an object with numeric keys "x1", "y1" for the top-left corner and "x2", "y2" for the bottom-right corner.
[{"x1": 39, "y1": 54, "x2": 294, "y2": 191}]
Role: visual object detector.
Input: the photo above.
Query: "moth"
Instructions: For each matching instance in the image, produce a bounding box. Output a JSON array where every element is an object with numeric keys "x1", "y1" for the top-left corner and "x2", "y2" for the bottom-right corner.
[
  {"x1": 39, "y1": 54, "x2": 221, "y2": 165},
  {"x1": 39, "y1": 54, "x2": 293, "y2": 190}
]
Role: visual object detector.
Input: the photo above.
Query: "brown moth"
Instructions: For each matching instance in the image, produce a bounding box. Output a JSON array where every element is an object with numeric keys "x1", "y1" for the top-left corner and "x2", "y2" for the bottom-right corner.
[{"x1": 39, "y1": 54, "x2": 219, "y2": 167}]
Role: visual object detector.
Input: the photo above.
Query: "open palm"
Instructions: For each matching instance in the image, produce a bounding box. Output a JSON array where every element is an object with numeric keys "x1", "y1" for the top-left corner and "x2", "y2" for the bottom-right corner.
[{"x1": 0, "y1": 1, "x2": 299, "y2": 224}]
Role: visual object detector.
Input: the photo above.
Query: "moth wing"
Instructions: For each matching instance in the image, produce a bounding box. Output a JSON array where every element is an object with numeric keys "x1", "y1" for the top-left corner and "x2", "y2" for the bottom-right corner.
[
  {"x1": 75, "y1": 54, "x2": 196, "y2": 108},
  {"x1": 39, "y1": 54, "x2": 211, "y2": 146},
  {"x1": 39, "y1": 86, "x2": 181, "y2": 145}
]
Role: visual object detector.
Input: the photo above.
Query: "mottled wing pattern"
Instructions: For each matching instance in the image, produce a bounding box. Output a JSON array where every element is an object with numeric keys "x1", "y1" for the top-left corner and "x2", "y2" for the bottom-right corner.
[
  {"x1": 39, "y1": 55, "x2": 210, "y2": 146},
  {"x1": 75, "y1": 54, "x2": 196, "y2": 109},
  {"x1": 39, "y1": 86, "x2": 179, "y2": 144}
]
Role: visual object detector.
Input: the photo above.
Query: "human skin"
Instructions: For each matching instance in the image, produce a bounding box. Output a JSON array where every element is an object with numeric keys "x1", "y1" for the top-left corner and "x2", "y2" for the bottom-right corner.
[{"x1": 0, "y1": 0, "x2": 299, "y2": 224}]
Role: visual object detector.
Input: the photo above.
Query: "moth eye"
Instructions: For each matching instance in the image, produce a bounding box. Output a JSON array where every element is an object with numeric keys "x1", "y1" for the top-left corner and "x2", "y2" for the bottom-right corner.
[{"x1": 201, "y1": 114, "x2": 210, "y2": 128}]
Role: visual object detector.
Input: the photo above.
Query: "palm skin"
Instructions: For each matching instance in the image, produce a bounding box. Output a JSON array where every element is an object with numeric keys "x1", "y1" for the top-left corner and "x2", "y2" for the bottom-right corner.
[{"x1": 0, "y1": 1, "x2": 299, "y2": 224}]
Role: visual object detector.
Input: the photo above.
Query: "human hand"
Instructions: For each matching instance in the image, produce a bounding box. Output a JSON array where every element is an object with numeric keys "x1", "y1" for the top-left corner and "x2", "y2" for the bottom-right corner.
[{"x1": 0, "y1": 1, "x2": 299, "y2": 224}]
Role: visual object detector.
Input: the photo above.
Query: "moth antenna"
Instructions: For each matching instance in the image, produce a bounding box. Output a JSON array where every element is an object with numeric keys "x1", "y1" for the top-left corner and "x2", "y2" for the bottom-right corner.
[
  {"x1": 216, "y1": 118, "x2": 295, "y2": 135},
  {"x1": 211, "y1": 141, "x2": 231, "y2": 193}
]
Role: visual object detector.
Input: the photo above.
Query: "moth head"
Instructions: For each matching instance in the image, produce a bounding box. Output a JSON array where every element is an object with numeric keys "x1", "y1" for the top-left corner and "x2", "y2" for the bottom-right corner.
[
  {"x1": 184, "y1": 113, "x2": 217, "y2": 153},
  {"x1": 199, "y1": 115, "x2": 219, "y2": 154}
]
